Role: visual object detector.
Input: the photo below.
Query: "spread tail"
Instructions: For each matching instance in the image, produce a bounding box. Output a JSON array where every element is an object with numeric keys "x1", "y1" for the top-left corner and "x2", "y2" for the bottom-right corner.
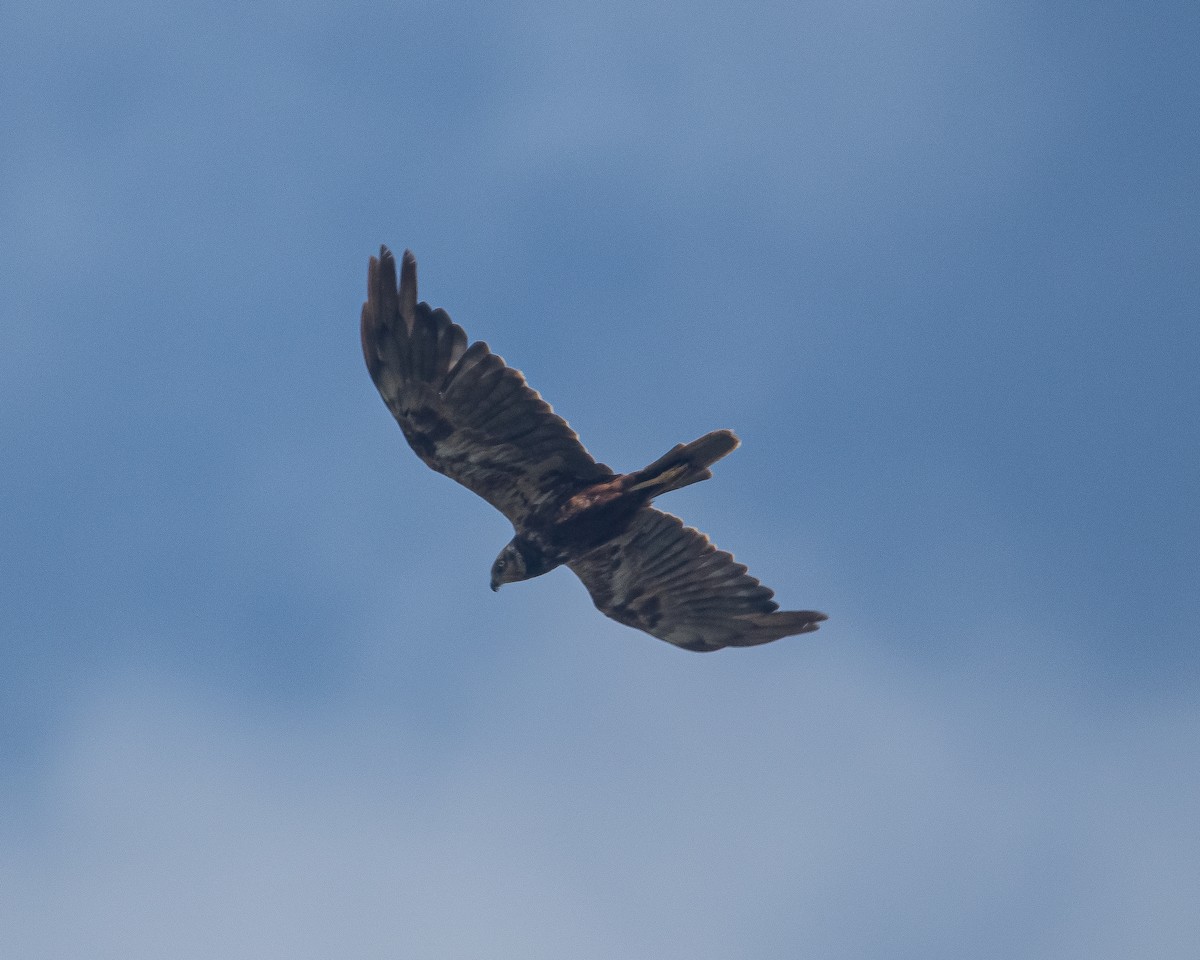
[{"x1": 628, "y1": 429, "x2": 740, "y2": 496}]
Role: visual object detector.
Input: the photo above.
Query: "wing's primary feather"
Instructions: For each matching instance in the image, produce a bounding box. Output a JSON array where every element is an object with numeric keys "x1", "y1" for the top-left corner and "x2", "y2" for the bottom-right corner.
[
  {"x1": 362, "y1": 247, "x2": 611, "y2": 524},
  {"x1": 568, "y1": 508, "x2": 827, "y2": 652}
]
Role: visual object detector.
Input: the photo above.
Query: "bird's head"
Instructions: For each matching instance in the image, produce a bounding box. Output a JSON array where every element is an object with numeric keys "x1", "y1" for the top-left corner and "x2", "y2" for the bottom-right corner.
[{"x1": 490, "y1": 539, "x2": 530, "y2": 591}]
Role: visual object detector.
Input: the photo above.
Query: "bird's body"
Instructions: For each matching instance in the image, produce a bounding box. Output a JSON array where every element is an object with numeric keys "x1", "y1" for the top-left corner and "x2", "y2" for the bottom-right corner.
[
  {"x1": 489, "y1": 429, "x2": 740, "y2": 589},
  {"x1": 361, "y1": 247, "x2": 826, "y2": 651}
]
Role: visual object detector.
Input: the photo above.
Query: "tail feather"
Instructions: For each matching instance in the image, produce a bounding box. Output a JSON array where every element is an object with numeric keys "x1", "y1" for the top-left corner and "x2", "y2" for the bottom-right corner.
[{"x1": 629, "y1": 429, "x2": 740, "y2": 496}]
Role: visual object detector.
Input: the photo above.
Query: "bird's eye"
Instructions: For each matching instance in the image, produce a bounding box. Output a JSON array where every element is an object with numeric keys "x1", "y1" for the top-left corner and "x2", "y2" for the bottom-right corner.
[{"x1": 496, "y1": 559, "x2": 506, "y2": 570}]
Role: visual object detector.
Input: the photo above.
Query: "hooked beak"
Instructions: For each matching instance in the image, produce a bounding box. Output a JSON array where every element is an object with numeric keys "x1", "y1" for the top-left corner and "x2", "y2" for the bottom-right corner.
[{"x1": 490, "y1": 579, "x2": 500, "y2": 592}]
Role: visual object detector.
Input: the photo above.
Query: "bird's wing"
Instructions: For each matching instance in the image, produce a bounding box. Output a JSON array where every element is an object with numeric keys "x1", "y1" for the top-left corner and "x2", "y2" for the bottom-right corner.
[
  {"x1": 362, "y1": 247, "x2": 612, "y2": 525},
  {"x1": 568, "y1": 508, "x2": 826, "y2": 651}
]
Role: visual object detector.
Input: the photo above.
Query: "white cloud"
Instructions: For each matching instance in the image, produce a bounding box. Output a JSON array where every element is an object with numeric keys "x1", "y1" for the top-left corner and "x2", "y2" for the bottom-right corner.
[{"x1": 5, "y1": 633, "x2": 1196, "y2": 959}]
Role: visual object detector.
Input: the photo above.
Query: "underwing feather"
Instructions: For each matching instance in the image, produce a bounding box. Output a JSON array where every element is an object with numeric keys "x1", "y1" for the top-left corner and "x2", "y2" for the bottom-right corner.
[
  {"x1": 568, "y1": 509, "x2": 826, "y2": 651},
  {"x1": 362, "y1": 246, "x2": 611, "y2": 525}
]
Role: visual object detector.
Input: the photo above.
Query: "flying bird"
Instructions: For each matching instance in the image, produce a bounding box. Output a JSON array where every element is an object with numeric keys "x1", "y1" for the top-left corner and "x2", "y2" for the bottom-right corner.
[{"x1": 361, "y1": 247, "x2": 826, "y2": 651}]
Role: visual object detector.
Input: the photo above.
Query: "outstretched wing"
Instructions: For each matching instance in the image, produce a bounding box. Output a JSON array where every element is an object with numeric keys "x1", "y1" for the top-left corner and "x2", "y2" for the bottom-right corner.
[
  {"x1": 362, "y1": 247, "x2": 612, "y2": 525},
  {"x1": 568, "y1": 508, "x2": 826, "y2": 652}
]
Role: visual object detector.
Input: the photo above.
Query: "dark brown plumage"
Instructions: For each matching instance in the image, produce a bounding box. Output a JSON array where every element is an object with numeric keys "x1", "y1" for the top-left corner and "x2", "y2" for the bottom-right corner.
[{"x1": 361, "y1": 247, "x2": 826, "y2": 651}]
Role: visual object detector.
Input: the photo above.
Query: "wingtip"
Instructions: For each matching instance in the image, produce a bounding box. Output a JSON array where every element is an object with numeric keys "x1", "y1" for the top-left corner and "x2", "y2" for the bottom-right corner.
[
  {"x1": 364, "y1": 246, "x2": 401, "y2": 364},
  {"x1": 369, "y1": 245, "x2": 397, "y2": 288},
  {"x1": 796, "y1": 611, "x2": 828, "y2": 634},
  {"x1": 399, "y1": 249, "x2": 418, "y2": 322},
  {"x1": 747, "y1": 609, "x2": 828, "y2": 644}
]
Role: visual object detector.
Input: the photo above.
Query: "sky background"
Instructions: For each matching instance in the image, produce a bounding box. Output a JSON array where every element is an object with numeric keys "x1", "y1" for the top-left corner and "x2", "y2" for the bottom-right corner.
[{"x1": 2, "y1": 0, "x2": 1198, "y2": 956}]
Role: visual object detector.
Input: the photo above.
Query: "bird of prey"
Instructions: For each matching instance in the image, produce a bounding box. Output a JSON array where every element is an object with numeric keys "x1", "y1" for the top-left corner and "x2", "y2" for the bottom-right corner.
[{"x1": 361, "y1": 247, "x2": 826, "y2": 651}]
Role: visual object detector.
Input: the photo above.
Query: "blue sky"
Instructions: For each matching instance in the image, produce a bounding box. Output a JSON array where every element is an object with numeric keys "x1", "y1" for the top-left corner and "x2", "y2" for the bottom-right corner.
[{"x1": 2, "y1": 0, "x2": 1198, "y2": 955}]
